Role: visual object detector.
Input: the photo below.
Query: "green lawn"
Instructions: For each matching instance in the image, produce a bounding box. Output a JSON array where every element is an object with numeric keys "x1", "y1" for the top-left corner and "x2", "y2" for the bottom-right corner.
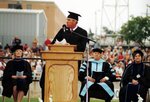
[
  {"x1": 0, "y1": 97, "x2": 118, "y2": 102},
  {"x1": 0, "y1": 97, "x2": 38, "y2": 102}
]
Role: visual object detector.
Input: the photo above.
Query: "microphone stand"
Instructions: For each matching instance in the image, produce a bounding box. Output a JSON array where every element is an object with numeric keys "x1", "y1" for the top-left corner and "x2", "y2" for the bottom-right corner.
[
  {"x1": 72, "y1": 31, "x2": 96, "y2": 44},
  {"x1": 85, "y1": 42, "x2": 89, "y2": 102},
  {"x1": 72, "y1": 31, "x2": 96, "y2": 102}
]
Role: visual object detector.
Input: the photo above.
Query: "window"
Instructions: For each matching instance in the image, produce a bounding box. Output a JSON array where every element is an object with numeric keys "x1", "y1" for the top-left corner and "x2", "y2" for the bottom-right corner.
[
  {"x1": 26, "y1": 4, "x2": 32, "y2": 9},
  {"x1": 8, "y1": 3, "x2": 22, "y2": 9}
]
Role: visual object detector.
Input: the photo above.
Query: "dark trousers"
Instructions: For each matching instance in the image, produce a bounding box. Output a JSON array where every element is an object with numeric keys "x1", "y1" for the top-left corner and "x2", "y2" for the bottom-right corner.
[{"x1": 119, "y1": 84, "x2": 148, "y2": 102}]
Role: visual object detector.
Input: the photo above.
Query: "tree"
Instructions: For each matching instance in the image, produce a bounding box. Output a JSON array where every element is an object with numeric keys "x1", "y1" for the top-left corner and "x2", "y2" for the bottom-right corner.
[
  {"x1": 102, "y1": 26, "x2": 115, "y2": 34},
  {"x1": 120, "y1": 16, "x2": 150, "y2": 46},
  {"x1": 88, "y1": 29, "x2": 94, "y2": 40}
]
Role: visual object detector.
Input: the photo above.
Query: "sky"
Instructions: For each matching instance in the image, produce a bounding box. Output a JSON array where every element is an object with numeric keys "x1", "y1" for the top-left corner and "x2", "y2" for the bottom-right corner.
[{"x1": 53, "y1": 0, "x2": 150, "y2": 35}]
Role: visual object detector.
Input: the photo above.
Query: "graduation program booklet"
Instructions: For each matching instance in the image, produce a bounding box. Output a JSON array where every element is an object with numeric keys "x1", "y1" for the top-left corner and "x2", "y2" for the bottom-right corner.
[
  {"x1": 92, "y1": 71, "x2": 105, "y2": 83},
  {"x1": 16, "y1": 71, "x2": 24, "y2": 76}
]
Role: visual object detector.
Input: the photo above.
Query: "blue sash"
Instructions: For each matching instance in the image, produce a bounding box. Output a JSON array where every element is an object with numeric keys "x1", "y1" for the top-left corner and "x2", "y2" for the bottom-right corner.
[
  {"x1": 80, "y1": 81, "x2": 94, "y2": 96},
  {"x1": 97, "y1": 82, "x2": 114, "y2": 97},
  {"x1": 80, "y1": 81, "x2": 114, "y2": 97}
]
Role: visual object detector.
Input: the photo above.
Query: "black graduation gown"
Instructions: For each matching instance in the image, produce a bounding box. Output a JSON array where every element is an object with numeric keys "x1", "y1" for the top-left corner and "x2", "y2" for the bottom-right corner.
[
  {"x1": 2, "y1": 59, "x2": 32, "y2": 97},
  {"x1": 79, "y1": 60, "x2": 116, "y2": 101},
  {"x1": 51, "y1": 26, "x2": 88, "y2": 52},
  {"x1": 119, "y1": 62, "x2": 150, "y2": 102}
]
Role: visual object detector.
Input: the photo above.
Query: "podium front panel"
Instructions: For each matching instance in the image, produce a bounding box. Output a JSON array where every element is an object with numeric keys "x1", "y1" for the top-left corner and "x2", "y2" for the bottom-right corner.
[
  {"x1": 42, "y1": 45, "x2": 83, "y2": 102},
  {"x1": 44, "y1": 60, "x2": 79, "y2": 102}
]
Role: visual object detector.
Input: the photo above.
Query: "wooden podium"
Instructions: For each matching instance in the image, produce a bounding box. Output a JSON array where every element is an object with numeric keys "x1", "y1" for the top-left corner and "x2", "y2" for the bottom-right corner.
[{"x1": 41, "y1": 45, "x2": 83, "y2": 102}]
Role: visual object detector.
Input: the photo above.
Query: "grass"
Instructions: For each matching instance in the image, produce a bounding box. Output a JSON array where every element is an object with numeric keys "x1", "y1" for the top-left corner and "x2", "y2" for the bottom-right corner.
[
  {"x1": 0, "y1": 97, "x2": 38, "y2": 102},
  {"x1": 0, "y1": 97, "x2": 118, "y2": 102}
]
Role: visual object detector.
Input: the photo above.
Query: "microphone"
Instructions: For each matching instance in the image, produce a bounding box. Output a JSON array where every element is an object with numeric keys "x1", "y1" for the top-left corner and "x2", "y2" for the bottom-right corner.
[{"x1": 62, "y1": 24, "x2": 66, "y2": 32}]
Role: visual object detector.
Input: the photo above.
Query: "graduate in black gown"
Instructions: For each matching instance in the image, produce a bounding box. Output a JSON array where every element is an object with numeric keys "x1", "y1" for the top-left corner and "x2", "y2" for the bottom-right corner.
[
  {"x1": 79, "y1": 48, "x2": 116, "y2": 102},
  {"x1": 2, "y1": 41, "x2": 32, "y2": 102},
  {"x1": 40, "y1": 11, "x2": 88, "y2": 101},
  {"x1": 119, "y1": 49, "x2": 150, "y2": 102}
]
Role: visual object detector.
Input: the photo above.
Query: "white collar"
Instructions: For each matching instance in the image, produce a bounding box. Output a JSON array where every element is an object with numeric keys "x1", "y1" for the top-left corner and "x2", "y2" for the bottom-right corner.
[{"x1": 72, "y1": 25, "x2": 78, "y2": 31}]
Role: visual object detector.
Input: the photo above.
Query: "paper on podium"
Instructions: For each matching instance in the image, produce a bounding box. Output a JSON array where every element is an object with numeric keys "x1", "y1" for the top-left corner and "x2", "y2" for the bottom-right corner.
[{"x1": 55, "y1": 39, "x2": 68, "y2": 45}]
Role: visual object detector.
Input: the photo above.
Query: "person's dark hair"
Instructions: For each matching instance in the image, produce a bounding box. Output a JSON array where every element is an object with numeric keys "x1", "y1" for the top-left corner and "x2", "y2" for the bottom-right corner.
[
  {"x1": 0, "y1": 45, "x2": 2, "y2": 49},
  {"x1": 15, "y1": 39, "x2": 21, "y2": 45},
  {"x1": 11, "y1": 38, "x2": 23, "y2": 53}
]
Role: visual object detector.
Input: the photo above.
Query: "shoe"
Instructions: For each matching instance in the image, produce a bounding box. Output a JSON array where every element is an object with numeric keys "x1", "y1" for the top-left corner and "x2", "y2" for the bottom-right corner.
[{"x1": 38, "y1": 97, "x2": 43, "y2": 102}]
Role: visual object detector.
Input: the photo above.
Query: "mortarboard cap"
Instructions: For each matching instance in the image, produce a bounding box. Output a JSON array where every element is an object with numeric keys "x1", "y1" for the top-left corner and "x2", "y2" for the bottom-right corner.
[
  {"x1": 11, "y1": 45, "x2": 23, "y2": 53},
  {"x1": 67, "y1": 11, "x2": 81, "y2": 21},
  {"x1": 132, "y1": 49, "x2": 144, "y2": 58}
]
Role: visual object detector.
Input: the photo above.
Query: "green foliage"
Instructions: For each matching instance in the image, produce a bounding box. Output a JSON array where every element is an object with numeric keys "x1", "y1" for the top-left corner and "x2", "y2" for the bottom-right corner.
[
  {"x1": 120, "y1": 16, "x2": 150, "y2": 46},
  {"x1": 88, "y1": 29, "x2": 94, "y2": 40},
  {"x1": 103, "y1": 27, "x2": 115, "y2": 34}
]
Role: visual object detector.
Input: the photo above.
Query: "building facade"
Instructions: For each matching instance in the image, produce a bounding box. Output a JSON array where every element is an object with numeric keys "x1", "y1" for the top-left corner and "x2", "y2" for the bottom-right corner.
[{"x1": 0, "y1": 0, "x2": 66, "y2": 39}]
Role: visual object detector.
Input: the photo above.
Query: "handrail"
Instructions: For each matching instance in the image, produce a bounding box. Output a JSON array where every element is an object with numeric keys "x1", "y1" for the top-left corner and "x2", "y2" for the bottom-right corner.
[{"x1": 0, "y1": 56, "x2": 43, "y2": 60}]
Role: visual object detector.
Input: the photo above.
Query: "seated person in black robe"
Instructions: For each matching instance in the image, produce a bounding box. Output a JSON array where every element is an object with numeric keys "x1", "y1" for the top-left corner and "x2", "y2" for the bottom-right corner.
[
  {"x1": 79, "y1": 48, "x2": 116, "y2": 102},
  {"x1": 119, "y1": 49, "x2": 150, "y2": 102},
  {"x1": 2, "y1": 43, "x2": 32, "y2": 102}
]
